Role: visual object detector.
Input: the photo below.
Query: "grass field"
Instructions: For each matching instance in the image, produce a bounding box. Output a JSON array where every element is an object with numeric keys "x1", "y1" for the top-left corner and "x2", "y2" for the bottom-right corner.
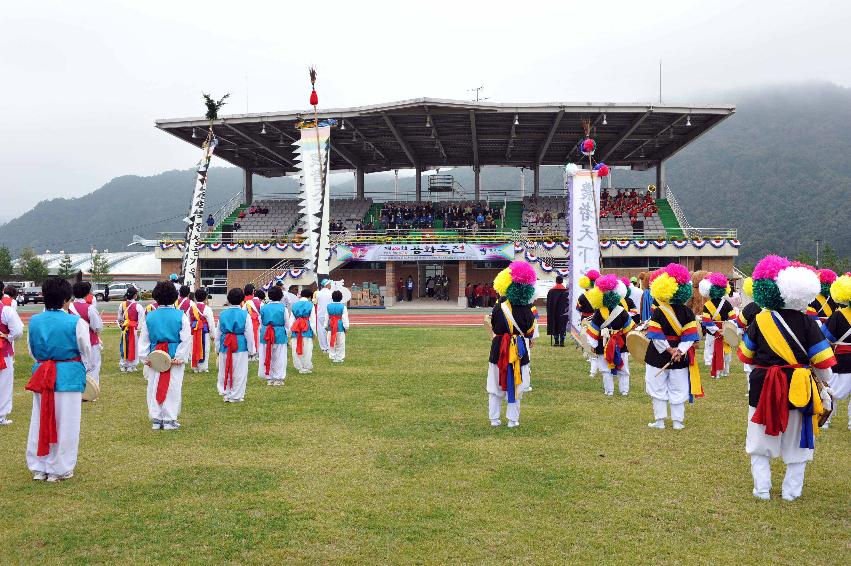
[{"x1": 0, "y1": 327, "x2": 849, "y2": 564}]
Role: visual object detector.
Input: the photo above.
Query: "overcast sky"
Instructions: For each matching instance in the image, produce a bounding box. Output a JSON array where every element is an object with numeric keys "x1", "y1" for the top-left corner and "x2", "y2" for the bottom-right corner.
[{"x1": 1, "y1": 0, "x2": 848, "y2": 221}]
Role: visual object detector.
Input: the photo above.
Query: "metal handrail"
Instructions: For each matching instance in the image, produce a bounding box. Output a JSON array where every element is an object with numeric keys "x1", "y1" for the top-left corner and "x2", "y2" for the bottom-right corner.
[
  {"x1": 664, "y1": 187, "x2": 695, "y2": 237},
  {"x1": 252, "y1": 259, "x2": 295, "y2": 288},
  {"x1": 211, "y1": 191, "x2": 245, "y2": 228}
]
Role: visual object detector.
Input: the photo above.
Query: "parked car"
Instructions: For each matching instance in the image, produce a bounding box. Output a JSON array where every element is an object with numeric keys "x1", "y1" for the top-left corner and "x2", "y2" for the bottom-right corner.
[{"x1": 20, "y1": 286, "x2": 43, "y2": 304}]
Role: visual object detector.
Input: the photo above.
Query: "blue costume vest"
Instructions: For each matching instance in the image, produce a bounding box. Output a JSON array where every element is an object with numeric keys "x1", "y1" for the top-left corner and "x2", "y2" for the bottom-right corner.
[
  {"x1": 260, "y1": 302, "x2": 288, "y2": 345},
  {"x1": 29, "y1": 310, "x2": 86, "y2": 392},
  {"x1": 219, "y1": 307, "x2": 249, "y2": 352},
  {"x1": 327, "y1": 302, "x2": 346, "y2": 333},
  {"x1": 145, "y1": 307, "x2": 184, "y2": 357},
  {"x1": 290, "y1": 301, "x2": 314, "y2": 338}
]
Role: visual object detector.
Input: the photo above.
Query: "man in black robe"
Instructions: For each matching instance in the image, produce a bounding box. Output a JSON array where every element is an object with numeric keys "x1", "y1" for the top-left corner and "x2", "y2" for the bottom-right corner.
[{"x1": 546, "y1": 276, "x2": 570, "y2": 347}]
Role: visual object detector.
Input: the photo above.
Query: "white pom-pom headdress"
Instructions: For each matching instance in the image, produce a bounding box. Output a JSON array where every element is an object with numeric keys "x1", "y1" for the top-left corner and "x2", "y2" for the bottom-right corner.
[
  {"x1": 698, "y1": 278, "x2": 713, "y2": 298},
  {"x1": 776, "y1": 266, "x2": 820, "y2": 312}
]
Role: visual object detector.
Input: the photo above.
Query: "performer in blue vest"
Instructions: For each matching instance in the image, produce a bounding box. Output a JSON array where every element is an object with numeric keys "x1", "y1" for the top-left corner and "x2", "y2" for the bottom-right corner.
[
  {"x1": 25, "y1": 277, "x2": 93, "y2": 482},
  {"x1": 326, "y1": 290, "x2": 350, "y2": 363},
  {"x1": 288, "y1": 289, "x2": 317, "y2": 374},
  {"x1": 259, "y1": 286, "x2": 289, "y2": 385},
  {"x1": 217, "y1": 287, "x2": 256, "y2": 401},
  {"x1": 0, "y1": 287, "x2": 23, "y2": 426},
  {"x1": 138, "y1": 281, "x2": 191, "y2": 431}
]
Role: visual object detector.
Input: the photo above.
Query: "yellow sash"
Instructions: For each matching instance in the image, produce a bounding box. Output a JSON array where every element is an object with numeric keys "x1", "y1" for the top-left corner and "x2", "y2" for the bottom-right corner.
[
  {"x1": 816, "y1": 295, "x2": 832, "y2": 317},
  {"x1": 754, "y1": 311, "x2": 824, "y2": 430},
  {"x1": 705, "y1": 300, "x2": 731, "y2": 353},
  {"x1": 839, "y1": 306, "x2": 851, "y2": 330}
]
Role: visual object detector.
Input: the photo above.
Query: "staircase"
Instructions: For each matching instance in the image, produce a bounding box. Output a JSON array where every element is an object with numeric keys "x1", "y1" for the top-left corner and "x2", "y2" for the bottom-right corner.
[
  {"x1": 655, "y1": 199, "x2": 684, "y2": 239},
  {"x1": 502, "y1": 201, "x2": 523, "y2": 230},
  {"x1": 363, "y1": 203, "x2": 383, "y2": 230},
  {"x1": 251, "y1": 259, "x2": 294, "y2": 289}
]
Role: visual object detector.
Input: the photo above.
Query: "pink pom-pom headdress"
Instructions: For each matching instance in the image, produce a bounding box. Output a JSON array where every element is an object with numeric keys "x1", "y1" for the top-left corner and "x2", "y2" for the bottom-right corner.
[
  {"x1": 595, "y1": 274, "x2": 619, "y2": 293},
  {"x1": 708, "y1": 272, "x2": 728, "y2": 288},
  {"x1": 753, "y1": 255, "x2": 790, "y2": 281},
  {"x1": 818, "y1": 269, "x2": 838, "y2": 284},
  {"x1": 508, "y1": 261, "x2": 537, "y2": 286},
  {"x1": 664, "y1": 263, "x2": 691, "y2": 285},
  {"x1": 586, "y1": 269, "x2": 601, "y2": 282}
]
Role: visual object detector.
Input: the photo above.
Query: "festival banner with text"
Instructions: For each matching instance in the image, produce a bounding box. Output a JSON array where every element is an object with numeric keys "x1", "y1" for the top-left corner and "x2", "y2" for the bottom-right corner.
[
  {"x1": 335, "y1": 243, "x2": 515, "y2": 262},
  {"x1": 567, "y1": 169, "x2": 601, "y2": 338}
]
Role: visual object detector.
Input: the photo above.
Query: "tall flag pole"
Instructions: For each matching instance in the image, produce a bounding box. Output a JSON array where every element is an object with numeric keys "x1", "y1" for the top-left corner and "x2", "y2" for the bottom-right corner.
[
  {"x1": 296, "y1": 68, "x2": 335, "y2": 285},
  {"x1": 180, "y1": 92, "x2": 228, "y2": 289}
]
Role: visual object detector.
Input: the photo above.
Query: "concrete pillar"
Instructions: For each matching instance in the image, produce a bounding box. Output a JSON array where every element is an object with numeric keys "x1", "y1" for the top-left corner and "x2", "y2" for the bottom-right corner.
[
  {"x1": 356, "y1": 167, "x2": 365, "y2": 199},
  {"x1": 243, "y1": 168, "x2": 254, "y2": 204},
  {"x1": 415, "y1": 166, "x2": 422, "y2": 201},
  {"x1": 474, "y1": 167, "x2": 481, "y2": 201},
  {"x1": 656, "y1": 160, "x2": 666, "y2": 199},
  {"x1": 533, "y1": 163, "x2": 540, "y2": 197},
  {"x1": 457, "y1": 260, "x2": 468, "y2": 308},
  {"x1": 385, "y1": 261, "x2": 396, "y2": 307}
]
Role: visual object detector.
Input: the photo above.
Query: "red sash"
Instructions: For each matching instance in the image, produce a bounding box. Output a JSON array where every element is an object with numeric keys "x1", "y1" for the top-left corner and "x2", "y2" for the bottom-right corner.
[
  {"x1": 329, "y1": 315, "x2": 342, "y2": 347},
  {"x1": 122, "y1": 320, "x2": 138, "y2": 361},
  {"x1": 751, "y1": 364, "x2": 801, "y2": 436},
  {"x1": 711, "y1": 333, "x2": 726, "y2": 377},
  {"x1": 154, "y1": 343, "x2": 172, "y2": 405},
  {"x1": 604, "y1": 331, "x2": 626, "y2": 370},
  {"x1": 190, "y1": 308, "x2": 206, "y2": 368},
  {"x1": 25, "y1": 357, "x2": 81, "y2": 456},
  {"x1": 0, "y1": 340, "x2": 6, "y2": 370},
  {"x1": 291, "y1": 318, "x2": 309, "y2": 355},
  {"x1": 835, "y1": 345, "x2": 851, "y2": 355},
  {"x1": 263, "y1": 324, "x2": 276, "y2": 374},
  {"x1": 497, "y1": 333, "x2": 512, "y2": 392},
  {"x1": 222, "y1": 333, "x2": 239, "y2": 390}
]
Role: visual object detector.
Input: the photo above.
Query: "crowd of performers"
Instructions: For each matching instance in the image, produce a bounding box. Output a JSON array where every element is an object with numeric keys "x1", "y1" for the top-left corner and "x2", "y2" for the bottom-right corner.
[
  {"x1": 552, "y1": 260, "x2": 850, "y2": 501},
  {"x1": 0, "y1": 274, "x2": 349, "y2": 482},
  {"x1": 2, "y1": 256, "x2": 849, "y2": 502}
]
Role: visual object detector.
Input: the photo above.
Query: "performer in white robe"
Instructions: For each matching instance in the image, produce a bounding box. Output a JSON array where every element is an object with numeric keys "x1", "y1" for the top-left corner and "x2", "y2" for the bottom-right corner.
[
  {"x1": 117, "y1": 287, "x2": 145, "y2": 372},
  {"x1": 0, "y1": 298, "x2": 24, "y2": 425},
  {"x1": 138, "y1": 282, "x2": 192, "y2": 430},
  {"x1": 326, "y1": 291, "x2": 350, "y2": 363},
  {"x1": 315, "y1": 279, "x2": 333, "y2": 353},
  {"x1": 259, "y1": 286, "x2": 289, "y2": 385},
  {"x1": 190, "y1": 288, "x2": 217, "y2": 373},
  {"x1": 217, "y1": 288, "x2": 257, "y2": 402},
  {"x1": 289, "y1": 289, "x2": 317, "y2": 374},
  {"x1": 821, "y1": 274, "x2": 851, "y2": 430},
  {"x1": 69, "y1": 281, "x2": 104, "y2": 384}
]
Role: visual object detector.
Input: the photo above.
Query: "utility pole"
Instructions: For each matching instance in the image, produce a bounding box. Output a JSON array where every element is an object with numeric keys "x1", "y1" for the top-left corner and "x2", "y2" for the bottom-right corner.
[
  {"x1": 815, "y1": 239, "x2": 822, "y2": 268},
  {"x1": 468, "y1": 85, "x2": 488, "y2": 102}
]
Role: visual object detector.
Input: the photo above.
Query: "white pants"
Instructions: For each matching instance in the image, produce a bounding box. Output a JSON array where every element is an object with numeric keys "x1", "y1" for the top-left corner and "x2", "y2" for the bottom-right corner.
[
  {"x1": 750, "y1": 455, "x2": 806, "y2": 500},
  {"x1": 745, "y1": 406, "x2": 813, "y2": 464},
  {"x1": 704, "y1": 334, "x2": 731, "y2": 375},
  {"x1": 144, "y1": 364, "x2": 185, "y2": 422},
  {"x1": 488, "y1": 391, "x2": 521, "y2": 424},
  {"x1": 291, "y1": 338, "x2": 314, "y2": 372},
  {"x1": 329, "y1": 333, "x2": 346, "y2": 362},
  {"x1": 89, "y1": 345, "x2": 102, "y2": 384},
  {"x1": 316, "y1": 315, "x2": 329, "y2": 351},
  {"x1": 645, "y1": 364, "x2": 690, "y2": 422},
  {"x1": 259, "y1": 343, "x2": 288, "y2": 381},
  {"x1": 217, "y1": 351, "x2": 249, "y2": 401},
  {"x1": 27, "y1": 391, "x2": 82, "y2": 476},
  {"x1": 598, "y1": 353, "x2": 630, "y2": 395},
  {"x1": 0, "y1": 357, "x2": 13, "y2": 418},
  {"x1": 588, "y1": 354, "x2": 599, "y2": 376},
  {"x1": 257, "y1": 343, "x2": 266, "y2": 378},
  {"x1": 120, "y1": 332, "x2": 140, "y2": 370},
  {"x1": 825, "y1": 372, "x2": 851, "y2": 428}
]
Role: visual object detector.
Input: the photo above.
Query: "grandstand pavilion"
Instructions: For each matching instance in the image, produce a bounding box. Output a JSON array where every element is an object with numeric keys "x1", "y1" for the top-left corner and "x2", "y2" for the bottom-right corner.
[{"x1": 154, "y1": 98, "x2": 739, "y2": 306}]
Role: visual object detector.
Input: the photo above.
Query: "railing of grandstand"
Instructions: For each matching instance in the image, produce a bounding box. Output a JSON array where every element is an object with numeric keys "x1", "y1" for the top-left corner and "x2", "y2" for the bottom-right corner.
[
  {"x1": 330, "y1": 229, "x2": 523, "y2": 245},
  {"x1": 211, "y1": 191, "x2": 245, "y2": 228},
  {"x1": 664, "y1": 187, "x2": 695, "y2": 237},
  {"x1": 598, "y1": 228, "x2": 737, "y2": 240},
  {"x1": 252, "y1": 259, "x2": 294, "y2": 289}
]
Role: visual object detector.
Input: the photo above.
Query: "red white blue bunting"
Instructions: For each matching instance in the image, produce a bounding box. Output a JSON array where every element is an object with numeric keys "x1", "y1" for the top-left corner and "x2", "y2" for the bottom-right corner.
[
  {"x1": 260, "y1": 268, "x2": 310, "y2": 291},
  {"x1": 541, "y1": 241, "x2": 557, "y2": 250}
]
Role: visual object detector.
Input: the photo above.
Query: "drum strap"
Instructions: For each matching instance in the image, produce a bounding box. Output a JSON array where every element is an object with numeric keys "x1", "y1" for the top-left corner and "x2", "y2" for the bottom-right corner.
[{"x1": 601, "y1": 306, "x2": 624, "y2": 330}]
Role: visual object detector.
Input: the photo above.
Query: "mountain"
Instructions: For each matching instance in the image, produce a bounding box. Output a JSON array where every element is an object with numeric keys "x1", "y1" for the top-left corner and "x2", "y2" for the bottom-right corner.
[{"x1": 0, "y1": 82, "x2": 848, "y2": 263}]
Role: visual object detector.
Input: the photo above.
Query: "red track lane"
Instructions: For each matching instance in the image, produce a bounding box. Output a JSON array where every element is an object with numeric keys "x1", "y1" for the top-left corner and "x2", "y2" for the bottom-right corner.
[{"x1": 15, "y1": 310, "x2": 547, "y2": 327}]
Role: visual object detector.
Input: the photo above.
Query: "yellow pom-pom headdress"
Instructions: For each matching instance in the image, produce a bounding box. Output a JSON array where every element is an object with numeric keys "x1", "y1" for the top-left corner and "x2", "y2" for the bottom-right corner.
[
  {"x1": 586, "y1": 287, "x2": 604, "y2": 310},
  {"x1": 743, "y1": 277, "x2": 753, "y2": 298},
  {"x1": 831, "y1": 274, "x2": 851, "y2": 305},
  {"x1": 650, "y1": 273, "x2": 679, "y2": 303}
]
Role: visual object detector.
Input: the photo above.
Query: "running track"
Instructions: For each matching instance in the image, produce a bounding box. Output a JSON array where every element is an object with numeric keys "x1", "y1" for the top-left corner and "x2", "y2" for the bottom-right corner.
[{"x1": 14, "y1": 309, "x2": 547, "y2": 328}]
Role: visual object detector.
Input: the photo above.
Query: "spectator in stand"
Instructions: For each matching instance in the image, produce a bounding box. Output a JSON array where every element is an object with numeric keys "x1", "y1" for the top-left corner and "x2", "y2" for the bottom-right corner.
[
  {"x1": 206, "y1": 214, "x2": 215, "y2": 232},
  {"x1": 475, "y1": 282, "x2": 485, "y2": 308},
  {"x1": 397, "y1": 278, "x2": 404, "y2": 303},
  {"x1": 233, "y1": 221, "x2": 241, "y2": 232},
  {"x1": 405, "y1": 276, "x2": 414, "y2": 302}
]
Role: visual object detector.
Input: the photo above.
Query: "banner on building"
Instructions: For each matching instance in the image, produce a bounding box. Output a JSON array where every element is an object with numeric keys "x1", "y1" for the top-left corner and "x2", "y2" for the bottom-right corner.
[
  {"x1": 295, "y1": 125, "x2": 332, "y2": 280},
  {"x1": 180, "y1": 134, "x2": 218, "y2": 289},
  {"x1": 336, "y1": 242, "x2": 515, "y2": 262},
  {"x1": 567, "y1": 169, "x2": 601, "y2": 339}
]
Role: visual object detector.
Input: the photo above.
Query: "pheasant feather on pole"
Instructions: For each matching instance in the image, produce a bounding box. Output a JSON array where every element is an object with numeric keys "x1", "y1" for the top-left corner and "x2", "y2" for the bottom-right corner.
[{"x1": 202, "y1": 93, "x2": 230, "y2": 122}]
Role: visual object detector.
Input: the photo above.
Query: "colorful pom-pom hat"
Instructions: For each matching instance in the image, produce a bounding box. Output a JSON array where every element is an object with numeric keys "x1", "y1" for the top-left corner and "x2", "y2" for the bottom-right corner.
[
  {"x1": 752, "y1": 255, "x2": 820, "y2": 312},
  {"x1": 493, "y1": 261, "x2": 538, "y2": 306},
  {"x1": 698, "y1": 272, "x2": 729, "y2": 301},
  {"x1": 649, "y1": 263, "x2": 693, "y2": 305}
]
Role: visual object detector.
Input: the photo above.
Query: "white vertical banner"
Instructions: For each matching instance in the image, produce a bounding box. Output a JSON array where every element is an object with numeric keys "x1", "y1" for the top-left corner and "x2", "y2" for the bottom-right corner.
[
  {"x1": 568, "y1": 169, "x2": 601, "y2": 339},
  {"x1": 295, "y1": 125, "x2": 332, "y2": 280},
  {"x1": 181, "y1": 135, "x2": 218, "y2": 289}
]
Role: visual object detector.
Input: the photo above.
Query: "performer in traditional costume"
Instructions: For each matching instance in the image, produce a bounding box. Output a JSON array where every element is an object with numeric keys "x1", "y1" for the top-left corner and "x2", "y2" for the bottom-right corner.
[
  {"x1": 217, "y1": 288, "x2": 256, "y2": 402},
  {"x1": 821, "y1": 274, "x2": 851, "y2": 430},
  {"x1": 176, "y1": 285, "x2": 194, "y2": 314},
  {"x1": 487, "y1": 261, "x2": 539, "y2": 428},
  {"x1": 545, "y1": 275, "x2": 570, "y2": 347},
  {"x1": 242, "y1": 284, "x2": 261, "y2": 360},
  {"x1": 118, "y1": 287, "x2": 145, "y2": 373},
  {"x1": 69, "y1": 281, "x2": 103, "y2": 385},
  {"x1": 807, "y1": 269, "x2": 838, "y2": 325},
  {"x1": 737, "y1": 255, "x2": 835, "y2": 500},
  {"x1": 576, "y1": 269, "x2": 601, "y2": 377},
  {"x1": 189, "y1": 288, "x2": 216, "y2": 373},
  {"x1": 288, "y1": 289, "x2": 317, "y2": 374},
  {"x1": 327, "y1": 290, "x2": 350, "y2": 363},
  {"x1": 2, "y1": 285, "x2": 19, "y2": 310},
  {"x1": 735, "y1": 277, "x2": 763, "y2": 390},
  {"x1": 699, "y1": 273, "x2": 735, "y2": 379},
  {"x1": 0, "y1": 290, "x2": 24, "y2": 425},
  {"x1": 638, "y1": 271, "x2": 654, "y2": 323},
  {"x1": 621, "y1": 277, "x2": 640, "y2": 324},
  {"x1": 26, "y1": 277, "x2": 93, "y2": 481},
  {"x1": 585, "y1": 275, "x2": 635, "y2": 396},
  {"x1": 644, "y1": 263, "x2": 703, "y2": 430},
  {"x1": 259, "y1": 286, "x2": 288, "y2": 385},
  {"x1": 139, "y1": 282, "x2": 191, "y2": 430},
  {"x1": 315, "y1": 279, "x2": 333, "y2": 353}
]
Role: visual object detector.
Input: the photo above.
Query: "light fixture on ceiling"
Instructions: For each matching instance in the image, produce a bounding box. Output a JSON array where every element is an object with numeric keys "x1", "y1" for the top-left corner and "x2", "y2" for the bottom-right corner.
[
  {"x1": 430, "y1": 129, "x2": 436, "y2": 139},
  {"x1": 279, "y1": 134, "x2": 284, "y2": 145},
  {"x1": 654, "y1": 138, "x2": 659, "y2": 148},
  {"x1": 426, "y1": 116, "x2": 432, "y2": 128},
  {"x1": 669, "y1": 128, "x2": 674, "y2": 139},
  {"x1": 640, "y1": 147, "x2": 645, "y2": 158},
  {"x1": 602, "y1": 113, "x2": 607, "y2": 126},
  {"x1": 513, "y1": 114, "x2": 519, "y2": 126},
  {"x1": 191, "y1": 128, "x2": 198, "y2": 139},
  {"x1": 686, "y1": 115, "x2": 691, "y2": 127},
  {"x1": 352, "y1": 131, "x2": 357, "y2": 142},
  {"x1": 340, "y1": 120, "x2": 346, "y2": 130},
  {"x1": 260, "y1": 123, "x2": 266, "y2": 135}
]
